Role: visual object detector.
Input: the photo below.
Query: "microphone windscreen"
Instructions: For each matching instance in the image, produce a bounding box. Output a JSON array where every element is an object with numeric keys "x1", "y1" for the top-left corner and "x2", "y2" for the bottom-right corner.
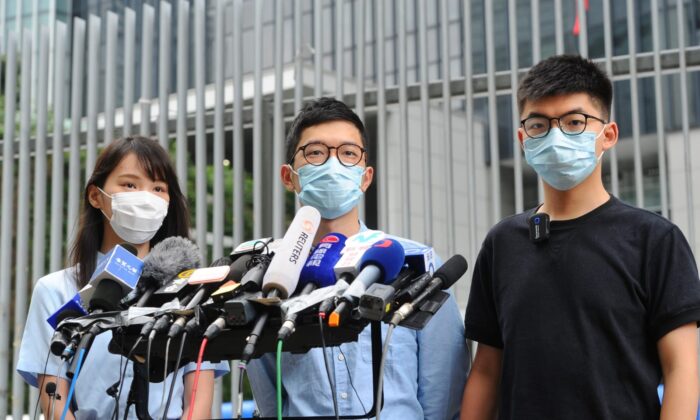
[
  {"x1": 360, "y1": 239, "x2": 405, "y2": 284},
  {"x1": 139, "y1": 236, "x2": 201, "y2": 291},
  {"x1": 299, "y1": 233, "x2": 347, "y2": 288},
  {"x1": 262, "y1": 206, "x2": 321, "y2": 298},
  {"x1": 210, "y1": 256, "x2": 232, "y2": 267},
  {"x1": 433, "y1": 254, "x2": 468, "y2": 289}
]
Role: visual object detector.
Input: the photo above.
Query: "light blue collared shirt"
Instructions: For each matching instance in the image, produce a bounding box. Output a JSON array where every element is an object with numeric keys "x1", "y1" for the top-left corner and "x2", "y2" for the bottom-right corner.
[
  {"x1": 247, "y1": 225, "x2": 469, "y2": 419},
  {"x1": 17, "y1": 262, "x2": 230, "y2": 419}
]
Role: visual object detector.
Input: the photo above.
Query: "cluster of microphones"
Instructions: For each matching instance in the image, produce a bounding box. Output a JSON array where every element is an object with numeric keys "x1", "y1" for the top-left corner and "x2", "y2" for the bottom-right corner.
[{"x1": 47, "y1": 206, "x2": 467, "y2": 415}]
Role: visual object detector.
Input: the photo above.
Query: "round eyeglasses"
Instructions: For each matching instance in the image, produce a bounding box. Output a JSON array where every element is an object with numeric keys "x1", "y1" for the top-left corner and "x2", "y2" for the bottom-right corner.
[
  {"x1": 520, "y1": 112, "x2": 607, "y2": 139},
  {"x1": 291, "y1": 142, "x2": 366, "y2": 167}
]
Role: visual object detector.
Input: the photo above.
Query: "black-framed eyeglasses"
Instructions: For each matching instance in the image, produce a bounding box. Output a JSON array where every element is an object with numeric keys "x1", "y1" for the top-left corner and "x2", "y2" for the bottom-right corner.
[
  {"x1": 290, "y1": 141, "x2": 366, "y2": 167},
  {"x1": 520, "y1": 112, "x2": 607, "y2": 139}
]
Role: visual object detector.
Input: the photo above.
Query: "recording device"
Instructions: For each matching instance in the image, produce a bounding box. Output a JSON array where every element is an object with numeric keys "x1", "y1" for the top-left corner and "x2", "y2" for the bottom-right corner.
[
  {"x1": 529, "y1": 212, "x2": 550, "y2": 243},
  {"x1": 277, "y1": 232, "x2": 347, "y2": 340},
  {"x1": 358, "y1": 268, "x2": 417, "y2": 321},
  {"x1": 121, "y1": 236, "x2": 201, "y2": 307},
  {"x1": 390, "y1": 254, "x2": 468, "y2": 326},
  {"x1": 329, "y1": 239, "x2": 405, "y2": 327},
  {"x1": 237, "y1": 206, "x2": 321, "y2": 362}
]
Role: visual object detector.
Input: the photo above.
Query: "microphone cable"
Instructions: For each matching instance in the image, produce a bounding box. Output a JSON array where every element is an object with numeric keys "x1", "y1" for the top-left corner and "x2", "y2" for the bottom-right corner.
[
  {"x1": 318, "y1": 314, "x2": 339, "y2": 420},
  {"x1": 337, "y1": 345, "x2": 366, "y2": 414},
  {"x1": 276, "y1": 340, "x2": 283, "y2": 420},
  {"x1": 146, "y1": 330, "x2": 156, "y2": 390},
  {"x1": 162, "y1": 332, "x2": 187, "y2": 420},
  {"x1": 158, "y1": 337, "x2": 172, "y2": 418},
  {"x1": 374, "y1": 323, "x2": 396, "y2": 420},
  {"x1": 185, "y1": 337, "x2": 208, "y2": 420},
  {"x1": 112, "y1": 336, "x2": 143, "y2": 420},
  {"x1": 60, "y1": 347, "x2": 86, "y2": 420},
  {"x1": 236, "y1": 362, "x2": 246, "y2": 419},
  {"x1": 32, "y1": 346, "x2": 53, "y2": 420}
]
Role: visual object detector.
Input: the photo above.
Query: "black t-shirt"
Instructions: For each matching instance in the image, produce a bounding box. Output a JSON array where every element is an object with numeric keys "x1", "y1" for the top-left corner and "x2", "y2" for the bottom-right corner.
[{"x1": 464, "y1": 196, "x2": 700, "y2": 420}]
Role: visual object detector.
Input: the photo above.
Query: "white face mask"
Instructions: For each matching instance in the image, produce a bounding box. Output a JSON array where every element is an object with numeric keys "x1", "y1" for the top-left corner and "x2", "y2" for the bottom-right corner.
[{"x1": 98, "y1": 188, "x2": 169, "y2": 244}]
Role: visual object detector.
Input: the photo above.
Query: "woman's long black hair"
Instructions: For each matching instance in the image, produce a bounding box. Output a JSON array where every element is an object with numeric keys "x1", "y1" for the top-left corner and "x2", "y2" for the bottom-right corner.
[{"x1": 68, "y1": 136, "x2": 190, "y2": 288}]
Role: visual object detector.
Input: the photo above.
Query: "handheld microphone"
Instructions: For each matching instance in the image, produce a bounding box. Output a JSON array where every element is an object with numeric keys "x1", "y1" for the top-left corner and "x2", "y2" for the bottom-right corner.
[
  {"x1": 390, "y1": 254, "x2": 468, "y2": 326},
  {"x1": 78, "y1": 244, "x2": 143, "y2": 306},
  {"x1": 317, "y1": 230, "x2": 386, "y2": 316},
  {"x1": 238, "y1": 206, "x2": 321, "y2": 363},
  {"x1": 202, "y1": 252, "x2": 273, "y2": 340},
  {"x1": 329, "y1": 239, "x2": 405, "y2": 327},
  {"x1": 278, "y1": 232, "x2": 347, "y2": 340},
  {"x1": 122, "y1": 236, "x2": 201, "y2": 307},
  {"x1": 67, "y1": 246, "x2": 145, "y2": 377},
  {"x1": 152, "y1": 256, "x2": 232, "y2": 337},
  {"x1": 262, "y1": 206, "x2": 321, "y2": 298}
]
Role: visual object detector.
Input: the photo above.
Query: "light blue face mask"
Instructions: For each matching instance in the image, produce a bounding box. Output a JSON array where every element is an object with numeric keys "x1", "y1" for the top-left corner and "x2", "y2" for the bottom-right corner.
[
  {"x1": 290, "y1": 157, "x2": 366, "y2": 220},
  {"x1": 523, "y1": 126, "x2": 606, "y2": 191}
]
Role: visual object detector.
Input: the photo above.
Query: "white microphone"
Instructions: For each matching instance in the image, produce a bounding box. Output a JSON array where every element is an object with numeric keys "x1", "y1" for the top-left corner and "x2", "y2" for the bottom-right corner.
[
  {"x1": 262, "y1": 206, "x2": 321, "y2": 298},
  {"x1": 238, "y1": 206, "x2": 320, "y2": 363}
]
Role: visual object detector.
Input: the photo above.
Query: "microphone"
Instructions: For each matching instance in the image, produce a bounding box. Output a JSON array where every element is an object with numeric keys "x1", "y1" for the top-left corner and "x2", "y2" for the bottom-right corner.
[
  {"x1": 317, "y1": 231, "x2": 387, "y2": 317},
  {"x1": 122, "y1": 236, "x2": 201, "y2": 307},
  {"x1": 201, "y1": 252, "x2": 275, "y2": 339},
  {"x1": 49, "y1": 244, "x2": 142, "y2": 356},
  {"x1": 151, "y1": 256, "x2": 232, "y2": 337},
  {"x1": 66, "y1": 245, "x2": 145, "y2": 378},
  {"x1": 390, "y1": 254, "x2": 468, "y2": 326},
  {"x1": 277, "y1": 232, "x2": 347, "y2": 340},
  {"x1": 166, "y1": 261, "x2": 239, "y2": 338},
  {"x1": 262, "y1": 206, "x2": 321, "y2": 298},
  {"x1": 45, "y1": 381, "x2": 60, "y2": 420},
  {"x1": 329, "y1": 239, "x2": 405, "y2": 327},
  {"x1": 358, "y1": 267, "x2": 419, "y2": 321},
  {"x1": 78, "y1": 244, "x2": 143, "y2": 307},
  {"x1": 238, "y1": 206, "x2": 321, "y2": 363}
]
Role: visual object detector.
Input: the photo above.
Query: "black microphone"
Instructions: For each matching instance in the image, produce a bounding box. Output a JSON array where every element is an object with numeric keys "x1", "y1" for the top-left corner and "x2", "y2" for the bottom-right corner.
[
  {"x1": 529, "y1": 212, "x2": 550, "y2": 243},
  {"x1": 121, "y1": 236, "x2": 201, "y2": 307},
  {"x1": 167, "y1": 256, "x2": 251, "y2": 338},
  {"x1": 151, "y1": 256, "x2": 232, "y2": 336},
  {"x1": 390, "y1": 254, "x2": 468, "y2": 326},
  {"x1": 45, "y1": 381, "x2": 60, "y2": 420}
]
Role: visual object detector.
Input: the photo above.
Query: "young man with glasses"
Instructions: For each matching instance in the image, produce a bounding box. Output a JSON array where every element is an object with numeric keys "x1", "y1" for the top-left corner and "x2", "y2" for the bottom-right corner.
[
  {"x1": 246, "y1": 97, "x2": 469, "y2": 419},
  {"x1": 461, "y1": 55, "x2": 700, "y2": 419}
]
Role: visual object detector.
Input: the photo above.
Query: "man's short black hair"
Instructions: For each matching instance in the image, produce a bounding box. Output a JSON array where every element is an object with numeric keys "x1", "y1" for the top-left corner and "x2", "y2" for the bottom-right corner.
[
  {"x1": 517, "y1": 54, "x2": 613, "y2": 119},
  {"x1": 285, "y1": 97, "x2": 369, "y2": 164}
]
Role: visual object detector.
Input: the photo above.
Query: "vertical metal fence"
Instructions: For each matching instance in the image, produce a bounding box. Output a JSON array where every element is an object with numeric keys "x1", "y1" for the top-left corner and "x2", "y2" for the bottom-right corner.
[{"x1": 1, "y1": 0, "x2": 700, "y2": 417}]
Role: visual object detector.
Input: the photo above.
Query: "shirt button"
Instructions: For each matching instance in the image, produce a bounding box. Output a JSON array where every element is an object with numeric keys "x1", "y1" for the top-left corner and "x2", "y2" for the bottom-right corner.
[
  {"x1": 340, "y1": 392, "x2": 348, "y2": 400},
  {"x1": 338, "y1": 354, "x2": 345, "y2": 361}
]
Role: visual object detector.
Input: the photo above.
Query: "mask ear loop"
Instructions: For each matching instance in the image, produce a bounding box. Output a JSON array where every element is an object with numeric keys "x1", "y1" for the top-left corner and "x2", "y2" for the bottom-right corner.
[
  {"x1": 96, "y1": 187, "x2": 114, "y2": 221},
  {"x1": 595, "y1": 123, "x2": 608, "y2": 162}
]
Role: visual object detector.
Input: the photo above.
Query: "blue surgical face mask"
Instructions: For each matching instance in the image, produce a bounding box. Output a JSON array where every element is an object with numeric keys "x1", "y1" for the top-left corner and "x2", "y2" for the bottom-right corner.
[
  {"x1": 523, "y1": 126, "x2": 606, "y2": 191},
  {"x1": 290, "y1": 157, "x2": 366, "y2": 220}
]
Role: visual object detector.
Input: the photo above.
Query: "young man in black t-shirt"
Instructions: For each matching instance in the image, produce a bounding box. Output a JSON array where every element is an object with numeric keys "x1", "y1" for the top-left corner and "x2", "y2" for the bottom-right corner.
[{"x1": 461, "y1": 55, "x2": 700, "y2": 420}]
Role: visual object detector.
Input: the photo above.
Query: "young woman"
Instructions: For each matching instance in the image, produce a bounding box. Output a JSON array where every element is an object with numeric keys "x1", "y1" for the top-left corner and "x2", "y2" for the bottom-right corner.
[{"x1": 17, "y1": 136, "x2": 228, "y2": 419}]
